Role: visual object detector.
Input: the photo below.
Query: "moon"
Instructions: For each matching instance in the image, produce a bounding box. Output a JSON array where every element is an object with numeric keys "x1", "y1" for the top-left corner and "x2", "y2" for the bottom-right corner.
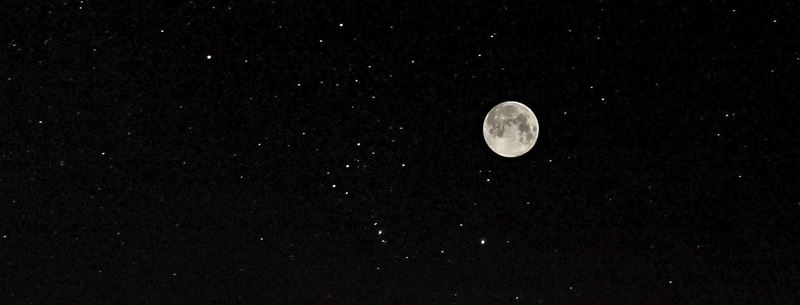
[{"x1": 483, "y1": 101, "x2": 539, "y2": 157}]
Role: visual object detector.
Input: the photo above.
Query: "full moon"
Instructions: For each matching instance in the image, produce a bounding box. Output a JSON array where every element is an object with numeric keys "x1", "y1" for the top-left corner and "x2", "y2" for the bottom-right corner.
[{"x1": 483, "y1": 101, "x2": 539, "y2": 157}]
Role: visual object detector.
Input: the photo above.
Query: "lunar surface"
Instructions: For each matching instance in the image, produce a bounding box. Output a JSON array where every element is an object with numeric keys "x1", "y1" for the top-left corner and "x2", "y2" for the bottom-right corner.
[{"x1": 483, "y1": 101, "x2": 539, "y2": 157}]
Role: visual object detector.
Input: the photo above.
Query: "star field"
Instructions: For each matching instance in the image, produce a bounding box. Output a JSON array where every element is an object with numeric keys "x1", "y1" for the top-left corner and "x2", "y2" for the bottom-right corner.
[{"x1": 2, "y1": 1, "x2": 800, "y2": 304}]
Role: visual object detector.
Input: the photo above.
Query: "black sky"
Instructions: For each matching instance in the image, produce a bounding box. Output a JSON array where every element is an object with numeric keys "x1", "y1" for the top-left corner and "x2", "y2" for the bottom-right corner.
[{"x1": 3, "y1": 1, "x2": 800, "y2": 304}]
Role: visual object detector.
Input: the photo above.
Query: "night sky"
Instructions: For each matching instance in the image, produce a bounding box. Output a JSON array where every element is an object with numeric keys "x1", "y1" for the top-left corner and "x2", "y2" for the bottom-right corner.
[{"x1": 3, "y1": 1, "x2": 800, "y2": 304}]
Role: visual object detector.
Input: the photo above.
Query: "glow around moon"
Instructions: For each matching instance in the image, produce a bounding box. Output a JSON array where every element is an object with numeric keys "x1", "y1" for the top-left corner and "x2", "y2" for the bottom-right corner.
[{"x1": 483, "y1": 101, "x2": 539, "y2": 157}]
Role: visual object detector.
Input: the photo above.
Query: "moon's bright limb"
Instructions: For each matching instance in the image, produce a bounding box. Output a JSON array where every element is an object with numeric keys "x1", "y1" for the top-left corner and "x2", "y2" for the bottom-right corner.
[{"x1": 483, "y1": 101, "x2": 539, "y2": 157}]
